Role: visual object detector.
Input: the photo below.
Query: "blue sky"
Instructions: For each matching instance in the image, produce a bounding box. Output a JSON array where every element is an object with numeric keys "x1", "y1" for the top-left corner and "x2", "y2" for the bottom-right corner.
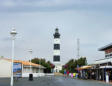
[{"x1": 0, "y1": 0, "x2": 112, "y2": 64}]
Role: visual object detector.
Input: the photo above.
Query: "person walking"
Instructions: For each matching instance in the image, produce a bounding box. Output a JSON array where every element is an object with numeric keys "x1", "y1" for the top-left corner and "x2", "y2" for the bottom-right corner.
[
  {"x1": 67, "y1": 70, "x2": 69, "y2": 77},
  {"x1": 64, "y1": 70, "x2": 67, "y2": 77}
]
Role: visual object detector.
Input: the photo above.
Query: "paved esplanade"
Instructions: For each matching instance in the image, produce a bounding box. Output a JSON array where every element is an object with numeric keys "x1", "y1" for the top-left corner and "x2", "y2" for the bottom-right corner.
[{"x1": 0, "y1": 76, "x2": 111, "y2": 86}]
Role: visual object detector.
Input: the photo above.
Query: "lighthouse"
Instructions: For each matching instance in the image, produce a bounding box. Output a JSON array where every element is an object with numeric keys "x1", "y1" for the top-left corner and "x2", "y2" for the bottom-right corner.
[{"x1": 53, "y1": 28, "x2": 62, "y2": 73}]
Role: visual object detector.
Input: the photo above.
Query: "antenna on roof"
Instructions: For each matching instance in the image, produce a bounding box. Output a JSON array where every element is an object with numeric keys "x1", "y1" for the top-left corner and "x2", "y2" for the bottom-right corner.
[{"x1": 77, "y1": 38, "x2": 80, "y2": 59}]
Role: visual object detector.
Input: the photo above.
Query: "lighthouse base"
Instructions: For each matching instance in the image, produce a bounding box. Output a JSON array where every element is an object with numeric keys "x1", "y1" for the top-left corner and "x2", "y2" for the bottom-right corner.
[{"x1": 54, "y1": 63, "x2": 62, "y2": 73}]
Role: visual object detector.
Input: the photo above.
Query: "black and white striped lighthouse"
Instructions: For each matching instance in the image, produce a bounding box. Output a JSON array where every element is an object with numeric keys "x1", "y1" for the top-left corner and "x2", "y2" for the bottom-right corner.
[{"x1": 53, "y1": 28, "x2": 62, "y2": 72}]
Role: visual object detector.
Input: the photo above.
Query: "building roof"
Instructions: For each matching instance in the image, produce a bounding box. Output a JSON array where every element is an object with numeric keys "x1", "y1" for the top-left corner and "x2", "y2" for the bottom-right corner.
[
  {"x1": 0, "y1": 58, "x2": 45, "y2": 68},
  {"x1": 14, "y1": 60, "x2": 40, "y2": 67},
  {"x1": 99, "y1": 43, "x2": 112, "y2": 51}
]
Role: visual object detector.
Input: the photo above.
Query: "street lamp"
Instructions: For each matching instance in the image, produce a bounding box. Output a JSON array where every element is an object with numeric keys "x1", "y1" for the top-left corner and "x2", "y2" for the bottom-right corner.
[
  {"x1": 28, "y1": 49, "x2": 33, "y2": 73},
  {"x1": 39, "y1": 57, "x2": 41, "y2": 77},
  {"x1": 28, "y1": 49, "x2": 33, "y2": 81},
  {"x1": 10, "y1": 28, "x2": 17, "y2": 86}
]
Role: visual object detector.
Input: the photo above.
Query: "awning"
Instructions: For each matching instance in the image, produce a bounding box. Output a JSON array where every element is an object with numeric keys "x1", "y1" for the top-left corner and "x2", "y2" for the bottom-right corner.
[
  {"x1": 76, "y1": 66, "x2": 92, "y2": 70},
  {"x1": 100, "y1": 66, "x2": 112, "y2": 69}
]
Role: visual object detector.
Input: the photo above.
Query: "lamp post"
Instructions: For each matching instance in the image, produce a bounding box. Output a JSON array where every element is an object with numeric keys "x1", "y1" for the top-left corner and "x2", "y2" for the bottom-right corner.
[
  {"x1": 10, "y1": 28, "x2": 17, "y2": 86},
  {"x1": 28, "y1": 49, "x2": 33, "y2": 73},
  {"x1": 39, "y1": 57, "x2": 41, "y2": 77},
  {"x1": 28, "y1": 49, "x2": 33, "y2": 81}
]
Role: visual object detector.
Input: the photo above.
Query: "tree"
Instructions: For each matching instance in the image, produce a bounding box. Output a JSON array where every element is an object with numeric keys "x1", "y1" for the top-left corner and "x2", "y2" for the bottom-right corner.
[
  {"x1": 77, "y1": 57, "x2": 87, "y2": 66},
  {"x1": 60, "y1": 57, "x2": 87, "y2": 73},
  {"x1": 31, "y1": 58, "x2": 54, "y2": 73}
]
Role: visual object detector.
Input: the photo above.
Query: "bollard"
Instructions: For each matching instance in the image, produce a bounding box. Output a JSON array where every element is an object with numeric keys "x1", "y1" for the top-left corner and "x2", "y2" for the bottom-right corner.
[{"x1": 29, "y1": 74, "x2": 33, "y2": 81}]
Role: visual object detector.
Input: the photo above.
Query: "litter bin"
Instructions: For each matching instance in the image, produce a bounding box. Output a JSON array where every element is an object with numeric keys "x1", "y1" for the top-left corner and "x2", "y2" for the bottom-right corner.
[{"x1": 29, "y1": 74, "x2": 33, "y2": 81}]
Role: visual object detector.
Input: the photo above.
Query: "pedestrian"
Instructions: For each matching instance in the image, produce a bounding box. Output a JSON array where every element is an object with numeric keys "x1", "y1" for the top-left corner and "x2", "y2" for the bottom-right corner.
[
  {"x1": 67, "y1": 70, "x2": 69, "y2": 77},
  {"x1": 64, "y1": 70, "x2": 67, "y2": 77},
  {"x1": 71, "y1": 73, "x2": 73, "y2": 78},
  {"x1": 73, "y1": 73, "x2": 76, "y2": 78}
]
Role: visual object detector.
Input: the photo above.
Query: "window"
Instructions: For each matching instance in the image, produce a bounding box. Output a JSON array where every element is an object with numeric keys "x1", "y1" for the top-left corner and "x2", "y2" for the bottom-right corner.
[
  {"x1": 54, "y1": 33, "x2": 60, "y2": 38},
  {"x1": 54, "y1": 44, "x2": 60, "y2": 49},
  {"x1": 53, "y1": 56, "x2": 60, "y2": 61}
]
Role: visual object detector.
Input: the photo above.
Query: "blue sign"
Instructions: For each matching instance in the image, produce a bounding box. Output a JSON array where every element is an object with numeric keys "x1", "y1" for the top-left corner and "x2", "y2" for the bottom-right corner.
[
  {"x1": 77, "y1": 65, "x2": 79, "y2": 73},
  {"x1": 13, "y1": 63, "x2": 22, "y2": 77}
]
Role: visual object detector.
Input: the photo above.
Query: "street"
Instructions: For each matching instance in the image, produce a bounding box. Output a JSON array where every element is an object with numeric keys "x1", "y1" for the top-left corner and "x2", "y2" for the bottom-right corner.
[{"x1": 0, "y1": 76, "x2": 111, "y2": 86}]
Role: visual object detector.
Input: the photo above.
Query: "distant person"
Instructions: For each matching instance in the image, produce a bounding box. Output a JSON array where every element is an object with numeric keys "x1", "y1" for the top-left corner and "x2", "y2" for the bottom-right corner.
[
  {"x1": 73, "y1": 73, "x2": 76, "y2": 78},
  {"x1": 67, "y1": 70, "x2": 69, "y2": 77},
  {"x1": 64, "y1": 70, "x2": 67, "y2": 77},
  {"x1": 71, "y1": 73, "x2": 73, "y2": 78}
]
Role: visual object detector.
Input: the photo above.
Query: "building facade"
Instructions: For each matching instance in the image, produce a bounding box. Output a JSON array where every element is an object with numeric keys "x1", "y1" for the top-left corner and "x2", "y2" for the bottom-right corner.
[
  {"x1": 94, "y1": 43, "x2": 112, "y2": 81},
  {"x1": 77, "y1": 43, "x2": 112, "y2": 82}
]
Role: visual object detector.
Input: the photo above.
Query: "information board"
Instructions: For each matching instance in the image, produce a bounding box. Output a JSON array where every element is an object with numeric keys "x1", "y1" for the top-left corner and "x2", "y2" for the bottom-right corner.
[{"x1": 13, "y1": 63, "x2": 22, "y2": 77}]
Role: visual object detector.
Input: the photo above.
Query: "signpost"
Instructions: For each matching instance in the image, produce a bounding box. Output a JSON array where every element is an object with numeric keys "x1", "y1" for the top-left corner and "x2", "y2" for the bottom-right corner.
[{"x1": 13, "y1": 63, "x2": 22, "y2": 77}]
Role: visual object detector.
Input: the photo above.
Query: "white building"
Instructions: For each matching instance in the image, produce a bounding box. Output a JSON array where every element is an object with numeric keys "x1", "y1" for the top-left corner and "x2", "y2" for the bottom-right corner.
[{"x1": 0, "y1": 57, "x2": 45, "y2": 77}]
